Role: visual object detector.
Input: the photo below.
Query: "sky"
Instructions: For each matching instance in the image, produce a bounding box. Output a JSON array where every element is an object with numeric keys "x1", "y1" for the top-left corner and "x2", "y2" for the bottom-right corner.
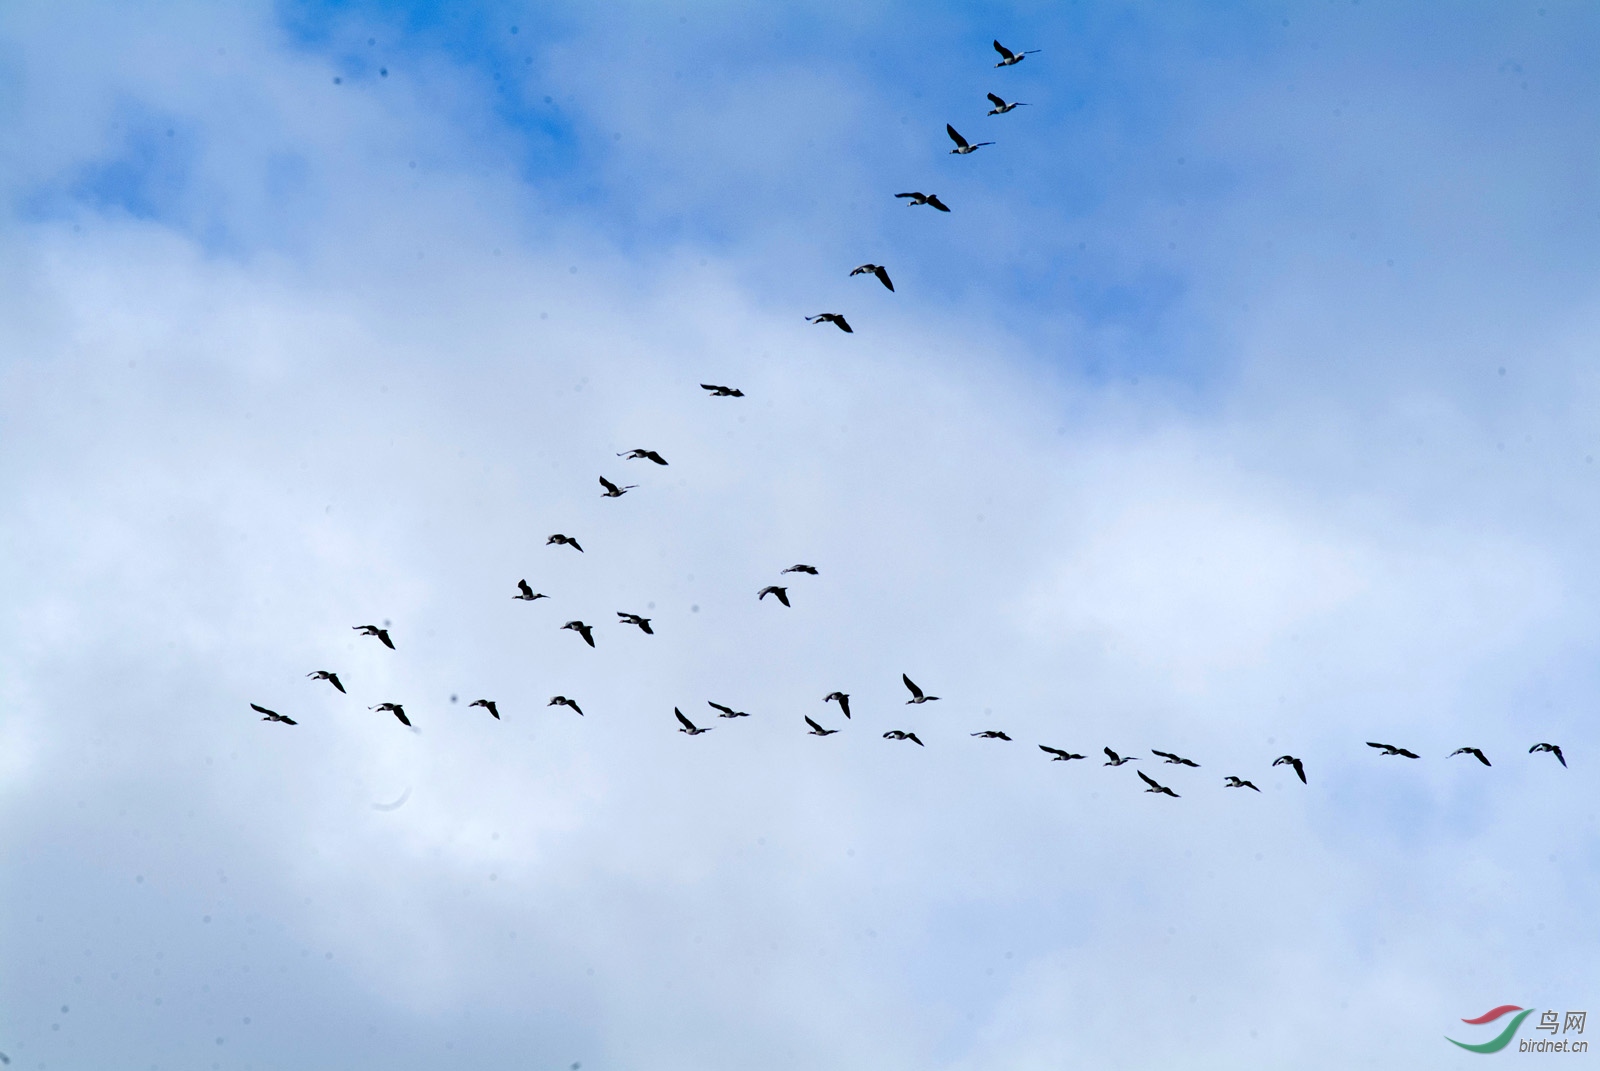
[{"x1": 2, "y1": 1, "x2": 1599, "y2": 1068}]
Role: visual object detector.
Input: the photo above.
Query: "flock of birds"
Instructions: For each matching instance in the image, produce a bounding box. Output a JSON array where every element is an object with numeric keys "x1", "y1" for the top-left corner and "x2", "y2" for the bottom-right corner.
[{"x1": 249, "y1": 39, "x2": 1572, "y2": 800}]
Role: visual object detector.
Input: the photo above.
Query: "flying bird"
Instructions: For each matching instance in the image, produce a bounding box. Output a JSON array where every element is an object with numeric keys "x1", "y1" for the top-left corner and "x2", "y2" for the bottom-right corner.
[
  {"x1": 902, "y1": 674, "x2": 939, "y2": 704},
  {"x1": 992, "y1": 39, "x2": 1040, "y2": 67},
  {"x1": 824, "y1": 691, "x2": 852, "y2": 718},
  {"x1": 548, "y1": 695, "x2": 583, "y2": 716},
  {"x1": 1529, "y1": 742, "x2": 1567, "y2": 767},
  {"x1": 986, "y1": 92, "x2": 1028, "y2": 115},
  {"x1": 1367, "y1": 741, "x2": 1420, "y2": 758},
  {"x1": 675, "y1": 707, "x2": 712, "y2": 735},
  {"x1": 781, "y1": 564, "x2": 819, "y2": 575},
  {"x1": 307, "y1": 670, "x2": 345, "y2": 693},
  {"x1": 1272, "y1": 754, "x2": 1307, "y2": 784},
  {"x1": 708, "y1": 701, "x2": 750, "y2": 719},
  {"x1": 370, "y1": 702, "x2": 411, "y2": 727},
  {"x1": 468, "y1": 699, "x2": 500, "y2": 720},
  {"x1": 805, "y1": 716, "x2": 838, "y2": 737},
  {"x1": 251, "y1": 703, "x2": 296, "y2": 725},
  {"x1": 354, "y1": 624, "x2": 394, "y2": 649},
  {"x1": 617, "y1": 612, "x2": 653, "y2": 634},
  {"x1": 514, "y1": 579, "x2": 548, "y2": 601},
  {"x1": 546, "y1": 533, "x2": 583, "y2": 552},
  {"x1": 1103, "y1": 747, "x2": 1138, "y2": 766},
  {"x1": 806, "y1": 313, "x2": 853, "y2": 333},
  {"x1": 701, "y1": 383, "x2": 745, "y2": 397},
  {"x1": 599, "y1": 476, "x2": 637, "y2": 498},
  {"x1": 1039, "y1": 745, "x2": 1085, "y2": 761},
  {"x1": 849, "y1": 263, "x2": 894, "y2": 291},
  {"x1": 972, "y1": 730, "x2": 1012, "y2": 740},
  {"x1": 1138, "y1": 770, "x2": 1180, "y2": 797},
  {"x1": 1224, "y1": 775, "x2": 1261, "y2": 792},
  {"x1": 946, "y1": 124, "x2": 994, "y2": 154},
  {"x1": 561, "y1": 620, "x2": 595, "y2": 647},
  {"x1": 617, "y1": 448, "x2": 669, "y2": 465},
  {"x1": 1152, "y1": 748, "x2": 1200, "y2": 768},
  {"x1": 895, "y1": 191, "x2": 951, "y2": 212},
  {"x1": 1448, "y1": 746, "x2": 1491, "y2": 767},
  {"x1": 883, "y1": 730, "x2": 925, "y2": 746},
  {"x1": 758, "y1": 585, "x2": 791, "y2": 606}
]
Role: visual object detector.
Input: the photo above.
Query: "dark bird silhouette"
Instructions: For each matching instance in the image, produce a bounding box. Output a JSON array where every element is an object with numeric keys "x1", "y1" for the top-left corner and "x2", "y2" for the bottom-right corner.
[
  {"x1": 252, "y1": 703, "x2": 296, "y2": 725},
  {"x1": 1530, "y1": 742, "x2": 1567, "y2": 767},
  {"x1": 307, "y1": 670, "x2": 344, "y2": 693},
  {"x1": 850, "y1": 263, "x2": 894, "y2": 291},
  {"x1": 675, "y1": 707, "x2": 712, "y2": 735},
  {"x1": 781, "y1": 564, "x2": 819, "y2": 575},
  {"x1": 986, "y1": 92, "x2": 1028, "y2": 115},
  {"x1": 1449, "y1": 746, "x2": 1491, "y2": 767},
  {"x1": 701, "y1": 383, "x2": 745, "y2": 397},
  {"x1": 896, "y1": 191, "x2": 951, "y2": 212},
  {"x1": 946, "y1": 124, "x2": 994, "y2": 154},
  {"x1": 708, "y1": 701, "x2": 749, "y2": 719},
  {"x1": 884, "y1": 730, "x2": 924, "y2": 746},
  {"x1": 469, "y1": 699, "x2": 500, "y2": 720},
  {"x1": 1367, "y1": 741, "x2": 1420, "y2": 758},
  {"x1": 992, "y1": 39, "x2": 1040, "y2": 67},
  {"x1": 561, "y1": 620, "x2": 595, "y2": 647},
  {"x1": 805, "y1": 715, "x2": 838, "y2": 736},
  {"x1": 824, "y1": 691, "x2": 852, "y2": 718},
  {"x1": 617, "y1": 611, "x2": 653, "y2": 634},
  {"x1": 371, "y1": 702, "x2": 411, "y2": 727},
  {"x1": 548, "y1": 695, "x2": 583, "y2": 716},
  {"x1": 1039, "y1": 745, "x2": 1085, "y2": 761},
  {"x1": 1224, "y1": 775, "x2": 1261, "y2": 792},
  {"x1": 514, "y1": 579, "x2": 548, "y2": 601},
  {"x1": 1138, "y1": 770, "x2": 1180, "y2": 797},
  {"x1": 972, "y1": 730, "x2": 1012, "y2": 740},
  {"x1": 902, "y1": 674, "x2": 939, "y2": 704},
  {"x1": 1103, "y1": 747, "x2": 1138, "y2": 766},
  {"x1": 1152, "y1": 748, "x2": 1200, "y2": 768},
  {"x1": 546, "y1": 533, "x2": 583, "y2": 552},
  {"x1": 617, "y1": 448, "x2": 669, "y2": 465},
  {"x1": 354, "y1": 624, "x2": 394, "y2": 649},
  {"x1": 599, "y1": 476, "x2": 637, "y2": 498},
  {"x1": 1272, "y1": 754, "x2": 1307, "y2": 784},
  {"x1": 758, "y1": 585, "x2": 791, "y2": 606},
  {"x1": 806, "y1": 313, "x2": 853, "y2": 333}
]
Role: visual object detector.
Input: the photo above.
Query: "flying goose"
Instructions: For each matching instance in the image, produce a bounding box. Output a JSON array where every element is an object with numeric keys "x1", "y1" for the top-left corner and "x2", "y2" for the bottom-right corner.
[
  {"x1": 1224, "y1": 775, "x2": 1261, "y2": 792},
  {"x1": 617, "y1": 612, "x2": 653, "y2": 634},
  {"x1": 806, "y1": 313, "x2": 853, "y2": 333},
  {"x1": 986, "y1": 92, "x2": 1028, "y2": 115},
  {"x1": 902, "y1": 674, "x2": 939, "y2": 704},
  {"x1": 758, "y1": 585, "x2": 791, "y2": 606},
  {"x1": 972, "y1": 730, "x2": 1012, "y2": 740},
  {"x1": 307, "y1": 670, "x2": 345, "y2": 693},
  {"x1": 1448, "y1": 746, "x2": 1491, "y2": 767},
  {"x1": 618, "y1": 448, "x2": 669, "y2": 465},
  {"x1": 1529, "y1": 742, "x2": 1567, "y2": 767},
  {"x1": 824, "y1": 691, "x2": 852, "y2": 718},
  {"x1": 849, "y1": 264, "x2": 894, "y2": 291},
  {"x1": 883, "y1": 730, "x2": 925, "y2": 746},
  {"x1": 548, "y1": 695, "x2": 583, "y2": 716},
  {"x1": 1103, "y1": 747, "x2": 1137, "y2": 766},
  {"x1": 781, "y1": 564, "x2": 819, "y2": 575},
  {"x1": 1367, "y1": 741, "x2": 1420, "y2": 758},
  {"x1": 992, "y1": 39, "x2": 1040, "y2": 67},
  {"x1": 805, "y1": 715, "x2": 838, "y2": 736},
  {"x1": 468, "y1": 699, "x2": 500, "y2": 720},
  {"x1": 546, "y1": 533, "x2": 583, "y2": 552},
  {"x1": 1039, "y1": 745, "x2": 1085, "y2": 761},
  {"x1": 370, "y1": 702, "x2": 411, "y2": 727},
  {"x1": 251, "y1": 703, "x2": 297, "y2": 725},
  {"x1": 1138, "y1": 769, "x2": 1180, "y2": 797},
  {"x1": 514, "y1": 579, "x2": 548, "y2": 601},
  {"x1": 561, "y1": 620, "x2": 595, "y2": 647},
  {"x1": 1152, "y1": 748, "x2": 1200, "y2": 768},
  {"x1": 946, "y1": 124, "x2": 994, "y2": 154},
  {"x1": 701, "y1": 383, "x2": 745, "y2": 397},
  {"x1": 708, "y1": 701, "x2": 749, "y2": 719},
  {"x1": 353, "y1": 624, "x2": 395, "y2": 649},
  {"x1": 895, "y1": 191, "x2": 952, "y2": 212},
  {"x1": 599, "y1": 476, "x2": 637, "y2": 498},
  {"x1": 1272, "y1": 754, "x2": 1307, "y2": 784},
  {"x1": 675, "y1": 707, "x2": 712, "y2": 735}
]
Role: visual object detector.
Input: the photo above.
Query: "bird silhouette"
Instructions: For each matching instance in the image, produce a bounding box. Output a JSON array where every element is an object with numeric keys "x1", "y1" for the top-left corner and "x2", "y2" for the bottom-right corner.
[
  {"x1": 617, "y1": 449, "x2": 668, "y2": 465},
  {"x1": 849, "y1": 264, "x2": 894, "y2": 291},
  {"x1": 617, "y1": 612, "x2": 653, "y2": 634},
  {"x1": 1138, "y1": 770, "x2": 1180, "y2": 797},
  {"x1": 1224, "y1": 776, "x2": 1261, "y2": 792},
  {"x1": 514, "y1": 579, "x2": 548, "y2": 601},
  {"x1": 675, "y1": 708, "x2": 712, "y2": 735},
  {"x1": 1529, "y1": 742, "x2": 1566, "y2": 767},
  {"x1": 824, "y1": 691, "x2": 852, "y2": 718},
  {"x1": 804, "y1": 716, "x2": 838, "y2": 736},
  {"x1": 1151, "y1": 748, "x2": 1200, "y2": 768},
  {"x1": 902, "y1": 674, "x2": 939, "y2": 704},
  {"x1": 354, "y1": 624, "x2": 394, "y2": 649},
  {"x1": 758, "y1": 585, "x2": 791, "y2": 606},
  {"x1": 548, "y1": 695, "x2": 583, "y2": 716},
  {"x1": 1272, "y1": 755, "x2": 1307, "y2": 783},
  {"x1": 561, "y1": 620, "x2": 595, "y2": 647},
  {"x1": 986, "y1": 92, "x2": 1028, "y2": 115},
  {"x1": 895, "y1": 191, "x2": 951, "y2": 212},
  {"x1": 307, "y1": 670, "x2": 344, "y2": 693},
  {"x1": 708, "y1": 701, "x2": 749, "y2": 719},
  {"x1": 1367, "y1": 741, "x2": 1420, "y2": 758},
  {"x1": 468, "y1": 699, "x2": 500, "y2": 720},
  {"x1": 992, "y1": 39, "x2": 1040, "y2": 67},
  {"x1": 1103, "y1": 747, "x2": 1137, "y2": 766},
  {"x1": 884, "y1": 730, "x2": 924, "y2": 746},
  {"x1": 701, "y1": 383, "x2": 744, "y2": 397},
  {"x1": 251, "y1": 703, "x2": 296, "y2": 725},
  {"x1": 946, "y1": 124, "x2": 994, "y2": 154},
  {"x1": 971, "y1": 730, "x2": 1012, "y2": 740},
  {"x1": 1448, "y1": 746, "x2": 1491, "y2": 767},
  {"x1": 806, "y1": 313, "x2": 853, "y2": 333},
  {"x1": 546, "y1": 534, "x2": 583, "y2": 552},
  {"x1": 370, "y1": 702, "x2": 411, "y2": 727},
  {"x1": 781, "y1": 564, "x2": 819, "y2": 575},
  {"x1": 1039, "y1": 745, "x2": 1085, "y2": 761},
  {"x1": 599, "y1": 476, "x2": 637, "y2": 498}
]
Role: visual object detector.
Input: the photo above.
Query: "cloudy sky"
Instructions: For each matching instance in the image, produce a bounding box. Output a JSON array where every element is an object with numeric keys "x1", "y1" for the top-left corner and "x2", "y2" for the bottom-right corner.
[{"x1": 3, "y1": 1, "x2": 1598, "y2": 1068}]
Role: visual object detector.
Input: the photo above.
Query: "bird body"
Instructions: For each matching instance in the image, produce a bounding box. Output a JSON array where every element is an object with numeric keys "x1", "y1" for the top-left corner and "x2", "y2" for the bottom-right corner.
[
  {"x1": 546, "y1": 534, "x2": 583, "y2": 552},
  {"x1": 514, "y1": 579, "x2": 548, "y2": 601},
  {"x1": 824, "y1": 691, "x2": 851, "y2": 718},
  {"x1": 469, "y1": 699, "x2": 500, "y2": 720},
  {"x1": 806, "y1": 313, "x2": 853, "y2": 333},
  {"x1": 849, "y1": 264, "x2": 894, "y2": 291},
  {"x1": 1448, "y1": 746, "x2": 1491, "y2": 766},
  {"x1": 781, "y1": 564, "x2": 819, "y2": 575},
  {"x1": 1224, "y1": 776, "x2": 1261, "y2": 792},
  {"x1": 308, "y1": 670, "x2": 344, "y2": 693},
  {"x1": 895, "y1": 191, "x2": 951, "y2": 212},
  {"x1": 902, "y1": 674, "x2": 939, "y2": 704},
  {"x1": 986, "y1": 92, "x2": 1028, "y2": 115},
  {"x1": 946, "y1": 124, "x2": 994, "y2": 154},
  {"x1": 599, "y1": 476, "x2": 637, "y2": 498},
  {"x1": 371, "y1": 702, "x2": 411, "y2": 727},
  {"x1": 1272, "y1": 754, "x2": 1307, "y2": 783},
  {"x1": 1530, "y1": 742, "x2": 1567, "y2": 767},
  {"x1": 548, "y1": 695, "x2": 583, "y2": 716},
  {"x1": 1367, "y1": 741, "x2": 1420, "y2": 758},
  {"x1": 562, "y1": 620, "x2": 596, "y2": 647},
  {"x1": 708, "y1": 701, "x2": 749, "y2": 719},
  {"x1": 701, "y1": 383, "x2": 744, "y2": 397},
  {"x1": 617, "y1": 612, "x2": 653, "y2": 634},
  {"x1": 1103, "y1": 747, "x2": 1137, "y2": 766},
  {"x1": 992, "y1": 39, "x2": 1040, "y2": 67},
  {"x1": 758, "y1": 585, "x2": 791, "y2": 606},
  {"x1": 884, "y1": 730, "x2": 924, "y2": 746},
  {"x1": 972, "y1": 730, "x2": 1012, "y2": 740},
  {"x1": 251, "y1": 703, "x2": 297, "y2": 725},
  {"x1": 805, "y1": 716, "x2": 838, "y2": 736},
  {"x1": 618, "y1": 448, "x2": 669, "y2": 465},
  {"x1": 675, "y1": 708, "x2": 712, "y2": 735},
  {"x1": 354, "y1": 624, "x2": 395, "y2": 649},
  {"x1": 1039, "y1": 745, "x2": 1084, "y2": 761},
  {"x1": 1138, "y1": 770, "x2": 1180, "y2": 797},
  {"x1": 1152, "y1": 748, "x2": 1200, "y2": 768}
]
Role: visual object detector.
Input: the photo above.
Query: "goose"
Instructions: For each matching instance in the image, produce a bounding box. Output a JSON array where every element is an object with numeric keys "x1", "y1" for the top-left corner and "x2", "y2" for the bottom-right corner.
[
  {"x1": 514, "y1": 579, "x2": 548, "y2": 601},
  {"x1": 805, "y1": 715, "x2": 838, "y2": 737},
  {"x1": 824, "y1": 691, "x2": 852, "y2": 718},
  {"x1": 971, "y1": 730, "x2": 1012, "y2": 740},
  {"x1": 806, "y1": 313, "x2": 853, "y2": 333},
  {"x1": 1152, "y1": 748, "x2": 1200, "y2": 768},
  {"x1": 561, "y1": 620, "x2": 595, "y2": 647},
  {"x1": 986, "y1": 92, "x2": 1028, "y2": 115},
  {"x1": 675, "y1": 707, "x2": 712, "y2": 735},
  {"x1": 353, "y1": 624, "x2": 395, "y2": 649},
  {"x1": 468, "y1": 699, "x2": 500, "y2": 721},
  {"x1": 1367, "y1": 741, "x2": 1420, "y2": 758},
  {"x1": 548, "y1": 695, "x2": 583, "y2": 716},
  {"x1": 599, "y1": 476, "x2": 637, "y2": 498},
  {"x1": 1272, "y1": 754, "x2": 1307, "y2": 783},
  {"x1": 895, "y1": 191, "x2": 951, "y2": 212},
  {"x1": 849, "y1": 264, "x2": 894, "y2": 291},
  {"x1": 992, "y1": 39, "x2": 1040, "y2": 67},
  {"x1": 1103, "y1": 747, "x2": 1137, "y2": 766},
  {"x1": 701, "y1": 383, "x2": 745, "y2": 397},
  {"x1": 370, "y1": 702, "x2": 411, "y2": 727},
  {"x1": 946, "y1": 124, "x2": 994, "y2": 154},
  {"x1": 1039, "y1": 745, "x2": 1085, "y2": 761},
  {"x1": 617, "y1": 448, "x2": 669, "y2": 465},
  {"x1": 546, "y1": 534, "x2": 583, "y2": 552},
  {"x1": 902, "y1": 674, "x2": 939, "y2": 704},
  {"x1": 1137, "y1": 770, "x2": 1179, "y2": 797},
  {"x1": 1448, "y1": 746, "x2": 1491, "y2": 767},
  {"x1": 307, "y1": 670, "x2": 345, "y2": 693},
  {"x1": 251, "y1": 703, "x2": 297, "y2": 725},
  {"x1": 708, "y1": 701, "x2": 749, "y2": 719},
  {"x1": 758, "y1": 585, "x2": 791, "y2": 606},
  {"x1": 883, "y1": 730, "x2": 925, "y2": 746},
  {"x1": 1224, "y1": 776, "x2": 1261, "y2": 792},
  {"x1": 781, "y1": 564, "x2": 819, "y2": 575},
  {"x1": 1529, "y1": 742, "x2": 1567, "y2": 767},
  {"x1": 616, "y1": 612, "x2": 653, "y2": 634}
]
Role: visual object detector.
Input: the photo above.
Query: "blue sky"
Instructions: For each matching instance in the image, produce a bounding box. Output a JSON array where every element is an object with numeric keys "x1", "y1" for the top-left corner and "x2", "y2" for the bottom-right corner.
[{"x1": 3, "y1": 2, "x2": 1599, "y2": 1068}]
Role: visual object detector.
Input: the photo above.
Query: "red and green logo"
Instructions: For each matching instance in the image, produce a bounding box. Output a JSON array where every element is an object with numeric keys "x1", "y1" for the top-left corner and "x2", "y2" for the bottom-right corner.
[{"x1": 1447, "y1": 1005, "x2": 1534, "y2": 1053}]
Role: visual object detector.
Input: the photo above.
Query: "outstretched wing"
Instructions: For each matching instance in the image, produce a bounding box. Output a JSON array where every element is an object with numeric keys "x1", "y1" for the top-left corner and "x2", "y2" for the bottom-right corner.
[
  {"x1": 675, "y1": 707, "x2": 695, "y2": 731},
  {"x1": 947, "y1": 124, "x2": 970, "y2": 149},
  {"x1": 903, "y1": 674, "x2": 924, "y2": 699},
  {"x1": 987, "y1": 92, "x2": 1005, "y2": 106},
  {"x1": 873, "y1": 265, "x2": 894, "y2": 291},
  {"x1": 993, "y1": 39, "x2": 1015, "y2": 60},
  {"x1": 805, "y1": 716, "x2": 825, "y2": 733},
  {"x1": 1137, "y1": 770, "x2": 1161, "y2": 789}
]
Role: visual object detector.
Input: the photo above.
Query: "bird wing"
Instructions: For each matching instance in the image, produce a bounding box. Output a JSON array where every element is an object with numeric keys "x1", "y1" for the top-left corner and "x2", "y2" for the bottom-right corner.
[
  {"x1": 1151, "y1": 749, "x2": 1177, "y2": 760},
  {"x1": 675, "y1": 708, "x2": 695, "y2": 730},
  {"x1": 903, "y1": 674, "x2": 924, "y2": 699},
  {"x1": 394, "y1": 709, "x2": 411, "y2": 726},
  {"x1": 378, "y1": 631, "x2": 394, "y2": 648},
  {"x1": 987, "y1": 92, "x2": 1005, "y2": 106},
  {"x1": 947, "y1": 124, "x2": 969, "y2": 148},
  {"x1": 775, "y1": 588, "x2": 790, "y2": 605},
  {"x1": 805, "y1": 716, "x2": 824, "y2": 732},
  {"x1": 850, "y1": 264, "x2": 870, "y2": 275},
  {"x1": 518, "y1": 580, "x2": 533, "y2": 596},
  {"x1": 1137, "y1": 770, "x2": 1161, "y2": 789},
  {"x1": 250, "y1": 703, "x2": 276, "y2": 716},
  {"x1": 873, "y1": 265, "x2": 893, "y2": 290},
  {"x1": 1366, "y1": 742, "x2": 1388, "y2": 751},
  {"x1": 926, "y1": 195, "x2": 951, "y2": 211},
  {"x1": 708, "y1": 702, "x2": 734, "y2": 715},
  {"x1": 993, "y1": 39, "x2": 1014, "y2": 60},
  {"x1": 834, "y1": 316, "x2": 852, "y2": 333},
  {"x1": 1040, "y1": 745, "x2": 1066, "y2": 757},
  {"x1": 908, "y1": 733, "x2": 923, "y2": 746},
  {"x1": 895, "y1": 192, "x2": 921, "y2": 200},
  {"x1": 600, "y1": 476, "x2": 620, "y2": 493}
]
